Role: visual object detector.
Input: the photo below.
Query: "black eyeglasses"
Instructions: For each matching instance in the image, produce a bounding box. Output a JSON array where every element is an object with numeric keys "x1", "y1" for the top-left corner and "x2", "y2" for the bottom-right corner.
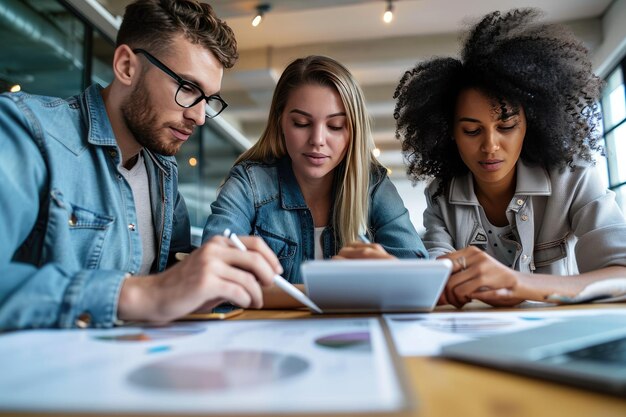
[{"x1": 133, "y1": 48, "x2": 227, "y2": 119}]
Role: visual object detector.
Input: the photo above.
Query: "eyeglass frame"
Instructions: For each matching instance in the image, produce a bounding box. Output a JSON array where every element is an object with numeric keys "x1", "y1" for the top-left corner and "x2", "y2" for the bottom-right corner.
[{"x1": 132, "y1": 48, "x2": 228, "y2": 119}]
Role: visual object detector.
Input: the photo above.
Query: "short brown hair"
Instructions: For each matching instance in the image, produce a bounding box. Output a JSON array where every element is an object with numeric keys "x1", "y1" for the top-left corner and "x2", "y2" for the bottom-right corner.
[{"x1": 116, "y1": 0, "x2": 238, "y2": 68}]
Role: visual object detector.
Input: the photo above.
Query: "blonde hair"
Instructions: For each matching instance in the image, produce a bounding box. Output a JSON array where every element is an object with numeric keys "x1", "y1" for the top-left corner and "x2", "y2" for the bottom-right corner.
[{"x1": 235, "y1": 55, "x2": 380, "y2": 248}]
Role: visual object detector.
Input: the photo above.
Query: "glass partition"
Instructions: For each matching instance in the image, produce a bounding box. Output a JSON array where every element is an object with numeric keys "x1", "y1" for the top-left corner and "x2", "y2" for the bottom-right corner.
[
  {"x1": 91, "y1": 29, "x2": 114, "y2": 87},
  {"x1": 0, "y1": 0, "x2": 85, "y2": 96}
]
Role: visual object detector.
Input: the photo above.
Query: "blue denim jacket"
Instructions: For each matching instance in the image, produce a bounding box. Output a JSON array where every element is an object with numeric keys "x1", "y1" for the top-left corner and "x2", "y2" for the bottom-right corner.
[
  {"x1": 0, "y1": 85, "x2": 191, "y2": 330},
  {"x1": 203, "y1": 157, "x2": 427, "y2": 283}
]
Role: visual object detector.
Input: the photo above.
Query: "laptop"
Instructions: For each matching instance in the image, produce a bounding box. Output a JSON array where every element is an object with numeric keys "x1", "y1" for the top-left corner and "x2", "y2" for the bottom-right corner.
[
  {"x1": 441, "y1": 315, "x2": 626, "y2": 396},
  {"x1": 301, "y1": 259, "x2": 452, "y2": 313}
]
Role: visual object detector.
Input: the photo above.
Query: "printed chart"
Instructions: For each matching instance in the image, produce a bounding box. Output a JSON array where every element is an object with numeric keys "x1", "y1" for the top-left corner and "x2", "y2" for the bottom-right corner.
[
  {"x1": 0, "y1": 318, "x2": 404, "y2": 414},
  {"x1": 385, "y1": 308, "x2": 626, "y2": 356}
]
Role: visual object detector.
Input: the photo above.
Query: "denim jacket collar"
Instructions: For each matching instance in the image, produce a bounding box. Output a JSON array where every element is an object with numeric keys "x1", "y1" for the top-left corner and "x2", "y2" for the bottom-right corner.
[
  {"x1": 81, "y1": 84, "x2": 117, "y2": 148},
  {"x1": 449, "y1": 159, "x2": 552, "y2": 206},
  {"x1": 277, "y1": 157, "x2": 308, "y2": 210},
  {"x1": 144, "y1": 149, "x2": 173, "y2": 177}
]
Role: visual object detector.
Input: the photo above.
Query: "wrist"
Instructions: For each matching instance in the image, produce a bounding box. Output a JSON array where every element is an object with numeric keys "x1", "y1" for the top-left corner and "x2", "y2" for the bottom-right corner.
[
  {"x1": 515, "y1": 272, "x2": 553, "y2": 301},
  {"x1": 117, "y1": 274, "x2": 153, "y2": 321}
]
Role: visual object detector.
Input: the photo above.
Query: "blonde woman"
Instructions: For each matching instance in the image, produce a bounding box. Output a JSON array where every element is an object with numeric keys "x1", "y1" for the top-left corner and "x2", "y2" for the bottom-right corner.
[{"x1": 203, "y1": 55, "x2": 425, "y2": 299}]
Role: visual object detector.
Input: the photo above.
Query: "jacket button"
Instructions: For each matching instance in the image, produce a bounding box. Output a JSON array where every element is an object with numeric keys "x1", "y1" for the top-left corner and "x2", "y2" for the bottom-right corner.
[
  {"x1": 520, "y1": 214, "x2": 529, "y2": 221},
  {"x1": 109, "y1": 150, "x2": 117, "y2": 158},
  {"x1": 128, "y1": 223, "x2": 136, "y2": 231},
  {"x1": 516, "y1": 198, "x2": 524, "y2": 206},
  {"x1": 75, "y1": 312, "x2": 92, "y2": 328},
  {"x1": 521, "y1": 254, "x2": 528, "y2": 262},
  {"x1": 68, "y1": 213, "x2": 77, "y2": 226}
]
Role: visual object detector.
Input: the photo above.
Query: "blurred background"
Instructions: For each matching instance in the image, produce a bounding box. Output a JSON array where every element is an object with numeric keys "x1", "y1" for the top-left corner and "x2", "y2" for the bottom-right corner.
[{"x1": 1, "y1": 0, "x2": 625, "y2": 243}]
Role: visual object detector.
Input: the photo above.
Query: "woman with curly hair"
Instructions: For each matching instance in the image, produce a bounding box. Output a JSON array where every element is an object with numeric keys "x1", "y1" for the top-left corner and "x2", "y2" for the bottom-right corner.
[{"x1": 339, "y1": 9, "x2": 626, "y2": 308}]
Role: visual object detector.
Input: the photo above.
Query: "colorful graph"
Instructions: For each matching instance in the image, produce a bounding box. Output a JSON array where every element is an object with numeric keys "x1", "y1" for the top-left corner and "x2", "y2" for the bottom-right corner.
[
  {"x1": 315, "y1": 331, "x2": 371, "y2": 351},
  {"x1": 127, "y1": 350, "x2": 309, "y2": 391}
]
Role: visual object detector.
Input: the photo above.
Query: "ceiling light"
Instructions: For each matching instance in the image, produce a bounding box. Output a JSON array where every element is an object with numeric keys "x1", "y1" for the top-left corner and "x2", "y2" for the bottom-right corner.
[
  {"x1": 252, "y1": 3, "x2": 271, "y2": 27},
  {"x1": 9, "y1": 84, "x2": 21, "y2": 93},
  {"x1": 383, "y1": 0, "x2": 394, "y2": 24}
]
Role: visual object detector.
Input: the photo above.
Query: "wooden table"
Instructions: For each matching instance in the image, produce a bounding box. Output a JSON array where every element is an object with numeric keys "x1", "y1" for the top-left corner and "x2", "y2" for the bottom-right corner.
[
  {"x1": 230, "y1": 304, "x2": 626, "y2": 417},
  {"x1": 4, "y1": 304, "x2": 626, "y2": 417}
]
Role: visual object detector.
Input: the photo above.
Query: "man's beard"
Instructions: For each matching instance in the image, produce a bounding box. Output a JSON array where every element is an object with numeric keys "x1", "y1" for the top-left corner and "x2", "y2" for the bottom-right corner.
[{"x1": 121, "y1": 80, "x2": 190, "y2": 156}]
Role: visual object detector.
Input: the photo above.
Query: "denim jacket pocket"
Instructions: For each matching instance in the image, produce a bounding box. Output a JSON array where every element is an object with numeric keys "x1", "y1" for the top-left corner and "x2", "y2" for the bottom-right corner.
[
  {"x1": 533, "y1": 236, "x2": 568, "y2": 268},
  {"x1": 50, "y1": 190, "x2": 115, "y2": 269},
  {"x1": 254, "y1": 226, "x2": 297, "y2": 260}
]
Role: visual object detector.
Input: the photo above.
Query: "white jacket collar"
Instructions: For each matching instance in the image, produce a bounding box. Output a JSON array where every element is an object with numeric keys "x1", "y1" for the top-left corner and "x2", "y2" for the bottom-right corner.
[{"x1": 449, "y1": 159, "x2": 552, "y2": 206}]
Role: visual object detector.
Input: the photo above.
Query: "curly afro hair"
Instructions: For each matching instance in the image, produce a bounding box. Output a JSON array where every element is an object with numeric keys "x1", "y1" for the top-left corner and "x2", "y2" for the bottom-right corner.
[{"x1": 393, "y1": 9, "x2": 603, "y2": 191}]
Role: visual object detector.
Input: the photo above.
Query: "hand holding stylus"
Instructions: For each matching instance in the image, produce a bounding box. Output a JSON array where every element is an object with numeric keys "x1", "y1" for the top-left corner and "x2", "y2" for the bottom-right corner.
[
  {"x1": 223, "y1": 229, "x2": 323, "y2": 313},
  {"x1": 117, "y1": 233, "x2": 279, "y2": 323}
]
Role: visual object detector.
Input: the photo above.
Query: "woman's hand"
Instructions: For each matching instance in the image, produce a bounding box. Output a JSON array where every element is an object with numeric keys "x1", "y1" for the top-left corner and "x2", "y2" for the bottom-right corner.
[
  {"x1": 334, "y1": 242, "x2": 396, "y2": 260},
  {"x1": 439, "y1": 246, "x2": 530, "y2": 308}
]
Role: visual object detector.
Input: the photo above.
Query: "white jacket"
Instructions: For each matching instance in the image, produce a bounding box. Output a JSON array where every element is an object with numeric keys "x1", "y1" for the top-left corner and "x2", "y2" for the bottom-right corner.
[{"x1": 423, "y1": 160, "x2": 626, "y2": 274}]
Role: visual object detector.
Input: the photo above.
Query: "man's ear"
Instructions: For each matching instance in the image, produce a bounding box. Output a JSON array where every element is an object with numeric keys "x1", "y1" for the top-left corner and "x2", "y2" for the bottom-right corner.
[{"x1": 112, "y1": 44, "x2": 139, "y2": 87}]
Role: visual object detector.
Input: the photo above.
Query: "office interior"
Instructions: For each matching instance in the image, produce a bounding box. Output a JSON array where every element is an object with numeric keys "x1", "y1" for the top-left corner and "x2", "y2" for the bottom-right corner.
[
  {"x1": 2, "y1": 0, "x2": 625, "y2": 243},
  {"x1": 1, "y1": 0, "x2": 626, "y2": 416}
]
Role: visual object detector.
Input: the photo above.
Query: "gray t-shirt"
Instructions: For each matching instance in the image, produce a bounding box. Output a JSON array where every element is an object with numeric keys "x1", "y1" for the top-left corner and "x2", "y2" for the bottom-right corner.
[
  {"x1": 478, "y1": 208, "x2": 517, "y2": 268},
  {"x1": 119, "y1": 153, "x2": 156, "y2": 275}
]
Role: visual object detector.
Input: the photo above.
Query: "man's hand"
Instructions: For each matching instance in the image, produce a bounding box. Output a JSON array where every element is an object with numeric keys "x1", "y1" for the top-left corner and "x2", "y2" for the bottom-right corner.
[{"x1": 117, "y1": 235, "x2": 282, "y2": 323}]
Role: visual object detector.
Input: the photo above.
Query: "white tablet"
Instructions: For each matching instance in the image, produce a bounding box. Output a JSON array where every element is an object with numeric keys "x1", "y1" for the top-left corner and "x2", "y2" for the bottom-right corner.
[{"x1": 301, "y1": 259, "x2": 452, "y2": 313}]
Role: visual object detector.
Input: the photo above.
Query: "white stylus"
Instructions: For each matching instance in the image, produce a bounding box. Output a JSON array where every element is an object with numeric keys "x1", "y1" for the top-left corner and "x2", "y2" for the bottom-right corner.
[
  {"x1": 223, "y1": 229, "x2": 323, "y2": 314},
  {"x1": 358, "y1": 234, "x2": 371, "y2": 244}
]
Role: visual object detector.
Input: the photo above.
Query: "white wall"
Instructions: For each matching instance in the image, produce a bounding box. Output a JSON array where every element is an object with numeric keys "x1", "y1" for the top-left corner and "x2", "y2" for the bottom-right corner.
[
  {"x1": 593, "y1": 0, "x2": 626, "y2": 77},
  {"x1": 390, "y1": 177, "x2": 427, "y2": 235}
]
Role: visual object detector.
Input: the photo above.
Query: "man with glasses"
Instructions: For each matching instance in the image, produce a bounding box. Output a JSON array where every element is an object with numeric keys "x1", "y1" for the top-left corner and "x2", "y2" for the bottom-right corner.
[
  {"x1": 132, "y1": 48, "x2": 229, "y2": 119},
  {"x1": 0, "y1": 0, "x2": 282, "y2": 330}
]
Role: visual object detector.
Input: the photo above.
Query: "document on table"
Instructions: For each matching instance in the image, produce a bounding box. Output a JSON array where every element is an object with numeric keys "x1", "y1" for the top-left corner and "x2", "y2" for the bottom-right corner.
[
  {"x1": 384, "y1": 308, "x2": 626, "y2": 356},
  {"x1": 0, "y1": 318, "x2": 407, "y2": 414}
]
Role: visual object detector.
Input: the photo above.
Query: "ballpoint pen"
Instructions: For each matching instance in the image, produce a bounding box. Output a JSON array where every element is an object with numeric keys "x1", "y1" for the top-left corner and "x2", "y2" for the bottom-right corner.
[{"x1": 223, "y1": 229, "x2": 323, "y2": 314}]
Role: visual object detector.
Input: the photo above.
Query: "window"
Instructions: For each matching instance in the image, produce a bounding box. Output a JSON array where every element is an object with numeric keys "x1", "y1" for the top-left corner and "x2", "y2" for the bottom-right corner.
[
  {"x1": 601, "y1": 59, "x2": 626, "y2": 209},
  {"x1": 91, "y1": 30, "x2": 115, "y2": 87},
  {"x1": 0, "y1": 0, "x2": 87, "y2": 96}
]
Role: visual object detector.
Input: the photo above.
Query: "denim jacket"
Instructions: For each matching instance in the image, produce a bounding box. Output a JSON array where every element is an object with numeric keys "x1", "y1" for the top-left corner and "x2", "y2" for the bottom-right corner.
[
  {"x1": 203, "y1": 157, "x2": 426, "y2": 283},
  {"x1": 423, "y1": 160, "x2": 626, "y2": 274},
  {"x1": 0, "y1": 85, "x2": 191, "y2": 330}
]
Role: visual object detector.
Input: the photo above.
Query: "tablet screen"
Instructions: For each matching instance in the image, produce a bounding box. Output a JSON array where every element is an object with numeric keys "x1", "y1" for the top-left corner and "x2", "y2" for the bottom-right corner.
[{"x1": 301, "y1": 259, "x2": 452, "y2": 313}]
